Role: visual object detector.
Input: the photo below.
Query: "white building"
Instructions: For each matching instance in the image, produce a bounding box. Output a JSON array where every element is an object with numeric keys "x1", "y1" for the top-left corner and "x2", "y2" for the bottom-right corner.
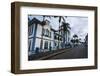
[{"x1": 28, "y1": 17, "x2": 70, "y2": 56}]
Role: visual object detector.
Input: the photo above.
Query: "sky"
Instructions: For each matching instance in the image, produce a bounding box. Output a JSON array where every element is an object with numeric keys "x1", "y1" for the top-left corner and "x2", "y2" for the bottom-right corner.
[{"x1": 28, "y1": 15, "x2": 88, "y2": 42}]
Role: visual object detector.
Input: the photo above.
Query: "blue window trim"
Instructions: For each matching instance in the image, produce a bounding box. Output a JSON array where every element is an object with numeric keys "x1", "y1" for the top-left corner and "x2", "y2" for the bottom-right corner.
[{"x1": 32, "y1": 24, "x2": 38, "y2": 51}]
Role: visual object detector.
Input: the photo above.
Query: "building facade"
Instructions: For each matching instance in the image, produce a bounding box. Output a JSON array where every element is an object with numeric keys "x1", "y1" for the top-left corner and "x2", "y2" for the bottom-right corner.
[{"x1": 28, "y1": 18, "x2": 70, "y2": 56}]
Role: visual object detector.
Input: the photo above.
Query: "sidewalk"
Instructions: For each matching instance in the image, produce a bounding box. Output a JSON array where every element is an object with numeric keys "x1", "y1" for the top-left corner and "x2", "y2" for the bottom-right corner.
[{"x1": 28, "y1": 48, "x2": 71, "y2": 60}]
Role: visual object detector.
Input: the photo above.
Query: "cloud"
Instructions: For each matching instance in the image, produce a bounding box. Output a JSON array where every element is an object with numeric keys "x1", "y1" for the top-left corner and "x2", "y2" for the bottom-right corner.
[
  {"x1": 29, "y1": 15, "x2": 88, "y2": 42},
  {"x1": 66, "y1": 16, "x2": 88, "y2": 41}
]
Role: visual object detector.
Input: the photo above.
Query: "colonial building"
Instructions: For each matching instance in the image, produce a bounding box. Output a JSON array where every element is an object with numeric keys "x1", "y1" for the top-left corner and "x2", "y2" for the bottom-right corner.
[{"x1": 28, "y1": 17, "x2": 70, "y2": 56}]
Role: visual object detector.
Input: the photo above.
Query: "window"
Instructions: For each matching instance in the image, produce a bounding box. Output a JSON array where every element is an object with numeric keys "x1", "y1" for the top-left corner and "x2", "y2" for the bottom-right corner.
[
  {"x1": 50, "y1": 32, "x2": 51, "y2": 38},
  {"x1": 42, "y1": 28, "x2": 45, "y2": 36},
  {"x1": 44, "y1": 41, "x2": 48, "y2": 49},
  {"x1": 46, "y1": 29, "x2": 49, "y2": 36},
  {"x1": 44, "y1": 29, "x2": 50, "y2": 37},
  {"x1": 28, "y1": 25, "x2": 33, "y2": 36}
]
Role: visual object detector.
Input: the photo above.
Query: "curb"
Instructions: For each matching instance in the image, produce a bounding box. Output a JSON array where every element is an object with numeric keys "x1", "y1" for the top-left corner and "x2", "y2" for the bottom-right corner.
[{"x1": 38, "y1": 48, "x2": 71, "y2": 60}]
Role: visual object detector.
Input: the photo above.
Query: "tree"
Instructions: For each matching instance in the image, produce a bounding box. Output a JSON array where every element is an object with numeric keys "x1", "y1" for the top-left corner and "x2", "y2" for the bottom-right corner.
[
  {"x1": 79, "y1": 38, "x2": 81, "y2": 43},
  {"x1": 61, "y1": 22, "x2": 71, "y2": 48},
  {"x1": 73, "y1": 34, "x2": 78, "y2": 38},
  {"x1": 72, "y1": 34, "x2": 79, "y2": 46},
  {"x1": 53, "y1": 16, "x2": 71, "y2": 48},
  {"x1": 76, "y1": 39, "x2": 79, "y2": 43},
  {"x1": 53, "y1": 16, "x2": 67, "y2": 23},
  {"x1": 71, "y1": 39, "x2": 75, "y2": 43},
  {"x1": 84, "y1": 34, "x2": 88, "y2": 46}
]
